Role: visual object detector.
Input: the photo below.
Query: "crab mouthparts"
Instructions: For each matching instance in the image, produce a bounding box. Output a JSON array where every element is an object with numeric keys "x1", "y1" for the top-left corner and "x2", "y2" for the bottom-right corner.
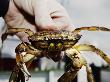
[{"x1": 48, "y1": 51, "x2": 63, "y2": 62}]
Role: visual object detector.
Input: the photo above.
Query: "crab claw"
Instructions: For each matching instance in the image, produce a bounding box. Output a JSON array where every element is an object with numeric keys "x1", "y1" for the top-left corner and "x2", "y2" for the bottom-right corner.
[
  {"x1": 17, "y1": 62, "x2": 31, "y2": 81},
  {"x1": 26, "y1": 75, "x2": 31, "y2": 81}
]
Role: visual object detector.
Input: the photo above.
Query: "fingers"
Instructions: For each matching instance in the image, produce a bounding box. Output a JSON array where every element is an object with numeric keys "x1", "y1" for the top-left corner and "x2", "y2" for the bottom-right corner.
[
  {"x1": 48, "y1": 0, "x2": 74, "y2": 30},
  {"x1": 52, "y1": 12, "x2": 74, "y2": 31},
  {"x1": 33, "y1": 0, "x2": 74, "y2": 31}
]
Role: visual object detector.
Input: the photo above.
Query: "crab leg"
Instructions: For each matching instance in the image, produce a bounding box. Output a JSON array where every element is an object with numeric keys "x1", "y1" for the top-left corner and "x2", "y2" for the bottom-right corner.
[
  {"x1": 82, "y1": 57, "x2": 95, "y2": 82},
  {"x1": 9, "y1": 66, "x2": 19, "y2": 82},
  {"x1": 9, "y1": 42, "x2": 41, "y2": 82},
  {"x1": 74, "y1": 44, "x2": 110, "y2": 64},
  {"x1": 2, "y1": 28, "x2": 34, "y2": 42},
  {"x1": 72, "y1": 26, "x2": 110, "y2": 34},
  {"x1": 58, "y1": 48, "x2": 85, "y2": 82},
  {"x1": 9, "y1": 65, "x2": 26, "y2": 82},
  {"x1": 58, "y1": 69, "x2": 78, "y2": 82},
  {"x1": 85, "y1": 64, "x2": 95, "y2": 82}
]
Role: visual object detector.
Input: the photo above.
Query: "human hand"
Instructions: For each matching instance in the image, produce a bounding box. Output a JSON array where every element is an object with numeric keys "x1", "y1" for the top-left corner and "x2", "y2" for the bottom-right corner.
[{"x1": 4, "y1": 0, "x2": 74, "y2": 41}]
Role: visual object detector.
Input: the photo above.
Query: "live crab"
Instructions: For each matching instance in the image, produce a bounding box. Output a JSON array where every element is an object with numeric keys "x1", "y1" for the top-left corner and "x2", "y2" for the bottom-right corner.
[{"x1": 2, "y1": 26, "x2": 110, "y2": 82}]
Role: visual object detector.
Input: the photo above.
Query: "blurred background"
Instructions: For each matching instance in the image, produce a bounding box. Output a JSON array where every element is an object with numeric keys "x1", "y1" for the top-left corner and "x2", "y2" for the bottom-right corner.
[{"x1": 0, "y1": 0, "x2": 110, "y2": 82}]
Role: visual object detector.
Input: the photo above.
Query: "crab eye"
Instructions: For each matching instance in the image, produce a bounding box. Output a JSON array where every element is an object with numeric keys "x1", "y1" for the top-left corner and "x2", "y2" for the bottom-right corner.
[
  {"x1": 57, "y1": 43, "x2": 62, "y2": 47},
  {"x1": 49, "y1": 43, "x2": 54, "y2": 47},
  {"x1": 58, "y1": 42, "x2": 62, "y2": 45}
]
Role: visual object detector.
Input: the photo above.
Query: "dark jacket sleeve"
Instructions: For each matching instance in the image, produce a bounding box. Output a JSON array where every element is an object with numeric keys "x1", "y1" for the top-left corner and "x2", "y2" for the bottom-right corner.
[{"x1": 0, "y1": 0, "x2": 9, "y2": 17}]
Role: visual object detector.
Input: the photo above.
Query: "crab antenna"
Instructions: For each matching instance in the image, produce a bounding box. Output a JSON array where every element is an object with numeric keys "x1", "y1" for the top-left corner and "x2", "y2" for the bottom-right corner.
[
  {"x1": 72, "y1": 26, "x2": 110, "y2": 34},
  {"x1": 1, "y1": 28, "x2": 34, "y2": 42}
]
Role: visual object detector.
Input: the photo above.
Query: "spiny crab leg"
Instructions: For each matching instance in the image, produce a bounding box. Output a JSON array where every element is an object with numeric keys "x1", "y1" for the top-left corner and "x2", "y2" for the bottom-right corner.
[
  {"x1": 58, "y1": 48, "x2": 85, "y2": 82},
  {"x1": 2, "y1": 28, "x2": 34, "y2": 42},
  {"x1": 72, "y1": 26, "x2": 110, "y2": 34},
  {"x1": 74, "y1": 44, "x2": 110, "y2": 64}
]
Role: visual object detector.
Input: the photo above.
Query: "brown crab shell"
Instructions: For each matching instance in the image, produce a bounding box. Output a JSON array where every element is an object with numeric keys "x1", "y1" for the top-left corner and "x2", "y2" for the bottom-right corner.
[{"x1": 28, "y1": 31, "x2": 81, "y2": 51}]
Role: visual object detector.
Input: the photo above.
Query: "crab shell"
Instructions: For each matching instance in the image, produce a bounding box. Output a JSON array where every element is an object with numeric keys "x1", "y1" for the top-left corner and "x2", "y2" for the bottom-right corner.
[{"x1": 28, "y1": 31, "x2": 82, "y2": 51}]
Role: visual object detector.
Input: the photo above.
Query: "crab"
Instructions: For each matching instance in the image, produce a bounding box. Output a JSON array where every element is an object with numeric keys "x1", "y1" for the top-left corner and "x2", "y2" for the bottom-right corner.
[{"x1": 2, "y1": 26, "x2": 110, "y2": 82}]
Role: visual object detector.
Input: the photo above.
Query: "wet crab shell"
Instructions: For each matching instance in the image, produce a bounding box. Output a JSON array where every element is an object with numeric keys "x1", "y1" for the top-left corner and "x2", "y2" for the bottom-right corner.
[{"x1": 28, "y1": 31, "x2": 82, "y2": 51}]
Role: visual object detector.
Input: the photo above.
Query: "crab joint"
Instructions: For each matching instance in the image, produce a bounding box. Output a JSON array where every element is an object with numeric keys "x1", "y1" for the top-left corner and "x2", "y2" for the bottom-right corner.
[
  {"x1": 66, "y1": 48, "x2": 84, "y2": 70},
  {"x1": 16, "y1": 52, "x2": 35, "y2": 63}
]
